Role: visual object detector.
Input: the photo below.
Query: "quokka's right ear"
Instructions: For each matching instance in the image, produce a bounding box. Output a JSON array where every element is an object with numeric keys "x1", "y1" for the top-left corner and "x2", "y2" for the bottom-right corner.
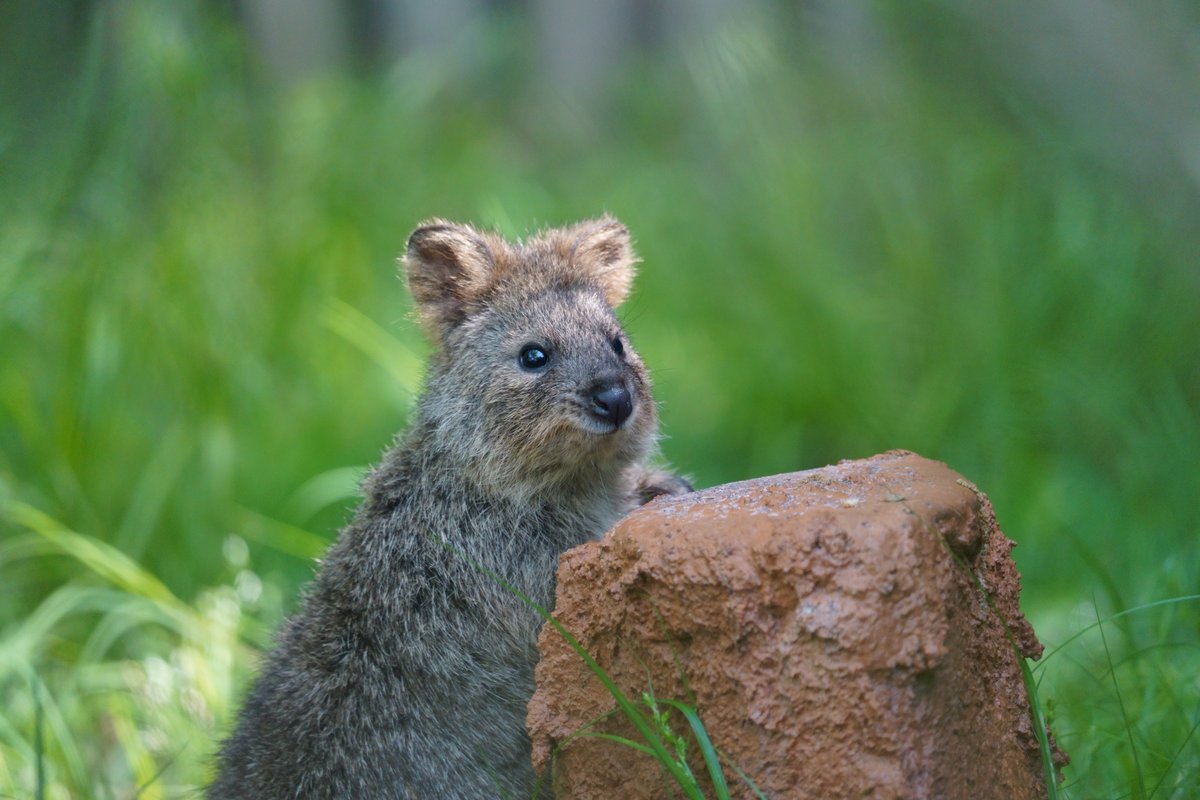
[
  {"x1": 567, "y1": 215, "x2": 638, "y2": 308},
  {"x1": 402, "y1": 220, "x2": 496, "y2": 341}
]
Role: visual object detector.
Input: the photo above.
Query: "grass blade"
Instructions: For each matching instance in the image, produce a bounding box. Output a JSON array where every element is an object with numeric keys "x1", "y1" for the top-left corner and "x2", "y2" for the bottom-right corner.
[
  {"x1": 1146, "y1": 708, "x2": 1200, "y2": 800},
  {"x1": 321, "y1": 298, "x2": 423, "y2": 396},
  {"x1": 661, "y1": 698, "x2": 731, "y2": 798},
  {"x1": 1094, "y1": 600, "x2": 1146, "y2": 800},
  {"x1": 234, "y1": 505, "x2": 328, "y2": 561},
  {"x1": 285, "y1": 466, "x2": 366, "y2": 522},
  {"x1": 113, "y1": 426, "x2": 191, "y2": 560},
  {"x1": 1034, "y1": 595, "x2": 1200, "y2": 672},
  {"x1": 33, "y1": 678, "x2": 44, "y2": 800},
  {"x1": 577, "y1": 732, "x2": 658, "y2": 757},
  {"x1": 723, "y1": 755, "x2": 771, "y2": 800},
  {"x1": 1020, "y1": 657, "x2": 1061, "y2": 800},
  {"x1": 1, "y1": 501, "x2": 188, "y2": 620}
]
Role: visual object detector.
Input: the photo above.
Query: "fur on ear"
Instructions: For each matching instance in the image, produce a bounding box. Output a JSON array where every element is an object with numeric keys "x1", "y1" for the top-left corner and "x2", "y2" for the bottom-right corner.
[
  {"x1": 403, "y1": 220, "x2": 496, "y2": 340},
  {"x1": 566, "y1": 216, "x2": 639, "y2": 308}
]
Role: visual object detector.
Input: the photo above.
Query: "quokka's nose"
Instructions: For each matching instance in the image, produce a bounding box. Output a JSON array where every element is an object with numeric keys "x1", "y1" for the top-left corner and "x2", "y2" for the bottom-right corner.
[{"x1": 590, "y1": 381, "x2": 634, "y2": 428}]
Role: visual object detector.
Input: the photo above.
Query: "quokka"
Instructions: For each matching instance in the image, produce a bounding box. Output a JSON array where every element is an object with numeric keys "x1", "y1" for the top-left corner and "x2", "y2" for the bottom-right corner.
[{"x1": 210, "y1": 216, "x2": 690, "y2": 798}]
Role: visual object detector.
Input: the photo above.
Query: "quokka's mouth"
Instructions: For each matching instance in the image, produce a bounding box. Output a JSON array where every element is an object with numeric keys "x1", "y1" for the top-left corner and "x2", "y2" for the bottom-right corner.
[
  {"x1": 570, "y1": 404, "x2": 636, "y2": 437},
  {"x1": 574, "y1": 415, "x2": 624, "y2": 436}
]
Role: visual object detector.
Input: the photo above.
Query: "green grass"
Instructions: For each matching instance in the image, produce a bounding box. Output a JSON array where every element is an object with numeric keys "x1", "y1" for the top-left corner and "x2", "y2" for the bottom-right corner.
[{"x1": 2, "y1": 2, "x2": 1198, "y2": 797}]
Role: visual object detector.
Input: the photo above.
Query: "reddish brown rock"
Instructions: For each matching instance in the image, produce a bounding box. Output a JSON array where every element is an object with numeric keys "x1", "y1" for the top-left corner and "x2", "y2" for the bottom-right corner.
[{"x1": 527, "y1": 451, "x2": 1065, "y2": 799}]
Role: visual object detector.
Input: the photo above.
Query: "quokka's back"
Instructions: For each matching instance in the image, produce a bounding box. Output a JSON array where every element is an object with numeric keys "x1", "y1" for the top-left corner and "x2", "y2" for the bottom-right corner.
[{"x1": 209, "y1": 217, "x2": 690, "y2": 799}]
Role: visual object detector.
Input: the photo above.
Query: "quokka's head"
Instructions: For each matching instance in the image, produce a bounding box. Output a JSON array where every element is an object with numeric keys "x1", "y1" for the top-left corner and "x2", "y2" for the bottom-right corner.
[{"x1": 402, "y1": 216, "x2": 657, "y2": 483}]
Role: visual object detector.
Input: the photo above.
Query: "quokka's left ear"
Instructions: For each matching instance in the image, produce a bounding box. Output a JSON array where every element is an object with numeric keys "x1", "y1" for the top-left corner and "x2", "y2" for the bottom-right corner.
[{"x1": 568, "y1": 215, "x2": 639, "y2": 308}]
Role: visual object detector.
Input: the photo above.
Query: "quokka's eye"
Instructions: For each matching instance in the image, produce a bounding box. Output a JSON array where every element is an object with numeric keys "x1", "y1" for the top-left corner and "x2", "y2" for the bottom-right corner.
[
  {"x1": 519, "y1": 344, "x2": 550, "y2": 371},
  {"x1": 611, "y1": 336, "x2": 625, "y2": 357}
]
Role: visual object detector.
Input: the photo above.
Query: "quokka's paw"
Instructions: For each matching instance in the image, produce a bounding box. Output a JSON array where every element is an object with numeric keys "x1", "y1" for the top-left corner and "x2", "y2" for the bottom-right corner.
[{"x1": 635, "y1": 470, "x2": 694, "y2": 505}]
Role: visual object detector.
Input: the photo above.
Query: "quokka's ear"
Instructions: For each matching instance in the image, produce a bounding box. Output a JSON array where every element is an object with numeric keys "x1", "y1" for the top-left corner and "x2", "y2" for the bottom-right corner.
[
  {"x1": 568, "y1": 216, "x2": 638, "y2": 308},
  {"x1": 403, "y1": 220, "x2": 495, "y2": 340}
]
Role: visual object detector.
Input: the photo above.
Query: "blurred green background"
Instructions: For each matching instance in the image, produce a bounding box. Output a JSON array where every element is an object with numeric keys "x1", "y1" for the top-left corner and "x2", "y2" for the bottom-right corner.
[{"x1": 1, "y1": 1, "x2": 1198, "y2": 797}]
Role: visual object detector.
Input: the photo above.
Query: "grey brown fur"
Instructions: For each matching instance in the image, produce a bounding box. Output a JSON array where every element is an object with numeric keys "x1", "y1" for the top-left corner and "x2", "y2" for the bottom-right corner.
[{"x1": 209, "y1": 217, "x2": 690, "y2": 799}]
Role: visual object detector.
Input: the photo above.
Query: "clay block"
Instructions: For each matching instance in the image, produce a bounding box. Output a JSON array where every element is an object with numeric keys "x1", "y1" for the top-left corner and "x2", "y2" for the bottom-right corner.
[{"x1": 527, "y1": 451, "x2": 1065, "y2": 799}]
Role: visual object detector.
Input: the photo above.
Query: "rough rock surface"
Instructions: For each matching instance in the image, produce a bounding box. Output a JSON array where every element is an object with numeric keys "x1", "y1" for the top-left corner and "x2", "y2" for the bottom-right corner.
[{"x1": 527, "y1": 451, "x2": 1065, "y2": 799}]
